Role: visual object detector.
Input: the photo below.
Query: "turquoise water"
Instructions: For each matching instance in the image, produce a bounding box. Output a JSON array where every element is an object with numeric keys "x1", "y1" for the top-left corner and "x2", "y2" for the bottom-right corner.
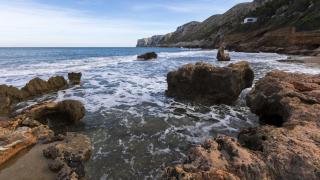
[{"x1": 1, "y1": 47, "x2": 319, "y2": 179}]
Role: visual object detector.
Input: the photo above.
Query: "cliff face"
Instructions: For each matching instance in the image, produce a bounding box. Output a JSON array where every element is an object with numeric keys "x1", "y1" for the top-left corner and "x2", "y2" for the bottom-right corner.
[{"x1": 137, "y1": 0, "x2": 320, "y2": 55}]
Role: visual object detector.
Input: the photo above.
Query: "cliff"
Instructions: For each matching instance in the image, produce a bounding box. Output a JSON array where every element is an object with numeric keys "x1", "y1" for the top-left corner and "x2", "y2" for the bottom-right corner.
[{"x1": 137, "y1": 0, "x2": 320, "y2": 55}]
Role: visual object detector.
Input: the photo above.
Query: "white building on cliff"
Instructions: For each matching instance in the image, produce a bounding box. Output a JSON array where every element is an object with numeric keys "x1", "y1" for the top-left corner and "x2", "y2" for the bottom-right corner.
[{"x1": 243, "y1": 17, "x2": 258, "y2": 24}]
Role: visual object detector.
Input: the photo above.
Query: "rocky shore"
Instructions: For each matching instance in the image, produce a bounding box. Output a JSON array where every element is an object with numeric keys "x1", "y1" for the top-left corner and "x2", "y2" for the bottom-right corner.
[
  {"x1": 163, "y1": 70, "x2": 320, "y2": 180},
  {"x1": 0, "y1": 73, "x2": 92, "y2": 180}
]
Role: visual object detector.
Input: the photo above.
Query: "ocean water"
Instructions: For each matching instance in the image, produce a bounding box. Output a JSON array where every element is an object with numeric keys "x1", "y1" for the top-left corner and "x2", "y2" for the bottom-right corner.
[{"x1": 1, "y1": 47, "x2": 320, "y2": 179}]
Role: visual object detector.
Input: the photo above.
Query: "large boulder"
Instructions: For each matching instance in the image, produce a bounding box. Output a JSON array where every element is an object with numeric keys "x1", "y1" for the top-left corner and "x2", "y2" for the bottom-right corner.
[
  {"x1": 137, "y1": 52, "x2": 158, "y2": 60},
  {"x1": 56, "y1": 100, "x2": 85, "y2": 124},
  {"x1": 217, "y1": 46, "x2": 231, "y2": 61},
  {"x1": 68, "y1": 72, "x2": 82, "y2": 85},
  {"x1": 166, "y1": 61, "x2": 254, "y2": 104}
]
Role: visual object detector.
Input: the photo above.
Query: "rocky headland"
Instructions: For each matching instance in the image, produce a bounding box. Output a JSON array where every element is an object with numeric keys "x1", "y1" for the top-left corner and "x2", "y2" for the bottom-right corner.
[
  {"x1": 137, "y1": 0, "x2": 320, "y2": 56},
  {"x1": 163, "y1": 70, "x2": 320, "y2": 180},
  {"x1": 0, "y1": 73, "x2": 92, "y2": 180}
]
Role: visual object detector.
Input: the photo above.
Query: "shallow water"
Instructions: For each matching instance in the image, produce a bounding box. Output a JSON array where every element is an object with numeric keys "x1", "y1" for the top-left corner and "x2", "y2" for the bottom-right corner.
[{"x1": 0, "y1": 47, "x2": 319, "y2": 179}]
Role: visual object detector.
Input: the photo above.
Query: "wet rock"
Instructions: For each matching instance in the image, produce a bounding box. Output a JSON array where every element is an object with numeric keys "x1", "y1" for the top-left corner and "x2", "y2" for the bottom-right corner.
[
  {"x1": 29, "y1": 100, "x2": 85, "y2": 126},
  {"x1": 137, "y1": 52, "x2": 158, "y2": 60},
  {"x1": 68, "y1": 72, "x2": 82, "y2": 85},
  {"x1": 43, "y1": 132, "x2": 92, "y2": 179},
  {"x1": 22, "y1": 76, "x2": 67, "y2": 97},
  {"x1": 166, "y1": 61, "x2": 254, "y2": 104},
  {"x1": 217, "y1": 46, "x2": 231, "y2": 61},
  {"x1": 0, "y1": 85, "x2": 27, "y2": 116},
  {"x1": 56, "y1": 100, "x2": 85, "y2": 124},
  {"x1": 48, "y1": 76, "x2": 68, "y2": 90},
  {"x1": 0, "y1": 75, "x2": 70, "y2": 117},
  {"x1": 49, "y1": 158, "x2": 65, "y2": 172}
]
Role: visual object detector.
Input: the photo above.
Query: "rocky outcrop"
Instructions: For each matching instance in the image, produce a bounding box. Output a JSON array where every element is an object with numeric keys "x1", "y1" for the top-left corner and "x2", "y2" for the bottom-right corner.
[
  {"x1": 166, "y1": 61, "x2": 254, "y2": 104},
  {"x1": 246, "y1": 70, "x2": 320, "y2": 126},
  {"x1": 137, "y1": 52, "x2": 158, "y2": 61},
  {"x1": 68, "y1": 72, "x2": 82, "y2": 85},
  {"x1": 0, "y1": 74, "x2": 81, "y2": 117},
  {"x1": 0, "y1": 100, "x2": 91, "y2": 179},
  {"x1": 43, "y1": 132, "x2": 92, "y2": 180},
  {"x1": 22, "y1": 76, "x2": 67, "y2": 97},
  {"x1": 163, "y1": 71, "x2": 320, "y2": 180},
  {"x1": 217, "y1": 46, "x2": 231, "y2": 61}
]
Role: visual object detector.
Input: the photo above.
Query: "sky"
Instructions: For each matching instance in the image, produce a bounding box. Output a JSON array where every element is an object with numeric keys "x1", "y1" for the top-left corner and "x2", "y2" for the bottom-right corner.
[{"x1": 0, "y1": 0, "x2": 250, "y2": 47}]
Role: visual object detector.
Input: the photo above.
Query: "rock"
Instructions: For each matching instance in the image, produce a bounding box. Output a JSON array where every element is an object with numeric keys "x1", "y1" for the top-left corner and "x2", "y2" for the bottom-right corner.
[
  {"x1": 163, "y1": 136, "x2": 269, "y2": 180},
  {"x1": 68, "y1": 72, "x2": 82, "y2": 85},
  {"x1": 166, "y1": 61, "x2": 254, "y2": 104},
  {"x1": 0, "y1": 127, "x2": 37, "y2": 165},
  {"x1": 0, "y1": 85, "x2": 27, "y2": 116},
  {"x1": 48, "y1": 76, "x2": 68, "y2": 90},
  {"x1": 164, "y1": 70, "x2": 320, "y2": 180},
  {"x1": 48, "y1": 158, "x2": 65, "y2": 172},
  {"x1": 137, "y1": 52, "x2": 158, "y2": 60},
  {"x1": 217, "y1": 46, "x2": 231, "y2": 61},
  {"x1": 56, "y1": 100, "x2": 85, "y2": 124},
  {"x1": 246, "y1": 70, "x2": 320, "y2": 126},
  {"x1": 22, "y1": 76, "x2": 67, "y2": 97},
  {"x1": 0, "y1": 76, "x2": 68, "y2": 117},
  {"x1": 43, "y1": 132, "x2": 92, "y2": 179}
]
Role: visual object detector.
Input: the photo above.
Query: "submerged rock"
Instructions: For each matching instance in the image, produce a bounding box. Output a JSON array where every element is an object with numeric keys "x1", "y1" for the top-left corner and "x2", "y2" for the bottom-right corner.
[
  {"x1": 217, "y1": 46, "x2": 231, "y2": 61},
  {"x1": 68, "y1": 72, "x2": 82, "y2": 85},
  {"x1": 164, "y1": 71, "x2": 320, "y2": 180},
  {"x1": 137, "y1": 52, "x2": 158, "y2": 60},
  {"x1": 166, "y1": 61, "x2": 254, "y2": 104}
]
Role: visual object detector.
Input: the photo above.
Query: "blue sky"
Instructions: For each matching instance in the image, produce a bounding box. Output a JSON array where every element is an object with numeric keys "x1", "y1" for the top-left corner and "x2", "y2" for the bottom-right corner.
[{"x1": 0, "y1": 0, "x2": 250, "y2": 47}]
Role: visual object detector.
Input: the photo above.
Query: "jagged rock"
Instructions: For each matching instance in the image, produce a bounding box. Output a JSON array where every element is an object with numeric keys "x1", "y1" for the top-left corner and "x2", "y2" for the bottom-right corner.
[
  {"x1": 68, "y1": 72, "x2": 82, "y2": 85},
  {"x1": 163, "y1": 136, "x2": 269, "y2": 180},
  {"x1": 43, "y1": 132, "x2": 92, "y2": 179},
  {"x1": 246, "y1": 70, "x2": 320, "y2": 126},
  {"x1": 217, "y1": 46, "x2": 231, "y2": 61},
  {"x1": 22, "y1": 76, "x2": 67, "y2": 97},
  {"x1": 0, "y1": 75, "x2": 68, "y2": 116},
  {"x1": 164, "y1": 71, "x2": 320, "y2": 180},
  {"x1": 0, "y1": 85, "x2": 27, "y2": 116},
  {"x1": 166, "y1": 61, "x2": 254, "y2": 104},
  {"x1": 137, "y1": 52, "x2": 158, "y2": 60}
]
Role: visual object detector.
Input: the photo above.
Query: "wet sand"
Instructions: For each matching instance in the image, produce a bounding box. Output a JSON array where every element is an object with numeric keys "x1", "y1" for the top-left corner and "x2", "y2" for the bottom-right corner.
[{"x1": 0, "y1": 144, "x2": 56, "y2": 180}]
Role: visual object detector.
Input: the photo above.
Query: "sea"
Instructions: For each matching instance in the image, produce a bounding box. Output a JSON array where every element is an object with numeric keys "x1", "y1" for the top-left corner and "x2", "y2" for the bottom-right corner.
[{"x1": 0, "y1": 47, "x2": 319, "y2": 179}]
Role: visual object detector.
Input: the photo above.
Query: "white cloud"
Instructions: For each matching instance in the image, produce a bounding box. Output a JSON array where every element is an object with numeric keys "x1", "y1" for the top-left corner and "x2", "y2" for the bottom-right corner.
[{"x1": 0, "y1": 1, "x2": 172, "y2": 47}]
